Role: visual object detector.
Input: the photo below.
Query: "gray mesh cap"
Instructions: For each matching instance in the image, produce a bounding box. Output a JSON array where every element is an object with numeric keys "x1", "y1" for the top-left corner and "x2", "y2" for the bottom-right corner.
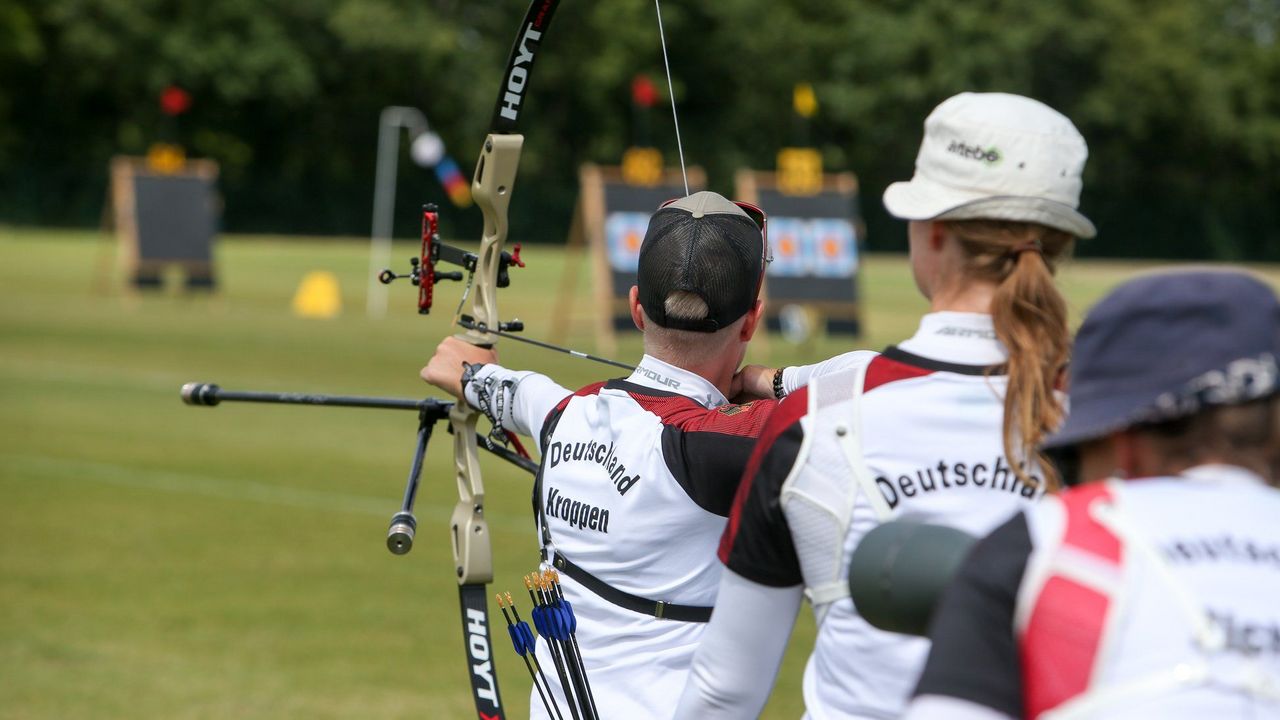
[{"x1": 637, "y1": 191, "x2": 766, "y2": 333}]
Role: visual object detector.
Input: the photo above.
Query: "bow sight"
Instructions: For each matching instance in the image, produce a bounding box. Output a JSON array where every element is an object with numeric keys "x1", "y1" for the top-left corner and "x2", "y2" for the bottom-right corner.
[
  {"x1": 380, "y1": 204, "x2": 634, "y2": 371},
  {"x1": 378, "y1": 203, "x2": 525, "y2": 323}
]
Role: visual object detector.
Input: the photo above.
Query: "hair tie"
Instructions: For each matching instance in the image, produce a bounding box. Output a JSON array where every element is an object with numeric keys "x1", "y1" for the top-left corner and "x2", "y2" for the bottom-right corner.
[{"x1": 1009, "y1": 239, "x2": 1043, "y2": 257}]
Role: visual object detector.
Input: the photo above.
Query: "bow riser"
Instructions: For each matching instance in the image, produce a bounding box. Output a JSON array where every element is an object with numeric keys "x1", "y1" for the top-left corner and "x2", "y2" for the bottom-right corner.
[{"x1": 449, "y1": 133, "x2": 523, "y2": 590}]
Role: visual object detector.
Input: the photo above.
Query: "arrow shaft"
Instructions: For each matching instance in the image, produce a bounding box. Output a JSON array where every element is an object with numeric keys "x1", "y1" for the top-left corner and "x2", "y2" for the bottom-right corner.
[{"x1": 456, "y1": 318, "x2": 634, "y2": 371}]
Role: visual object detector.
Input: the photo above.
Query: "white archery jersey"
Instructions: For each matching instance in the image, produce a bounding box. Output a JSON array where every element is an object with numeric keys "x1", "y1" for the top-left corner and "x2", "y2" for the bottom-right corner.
[
  {"x1": 906, "y1": 466, "x2": 1280, "y2": 720},
  {"x1": 1019, "y1": 468, "x2": 1280, "y2": 718},
  {"x1": 720, "y1": 313, "x2": 1047, "y2": 719},
  {"x1": 465, "y1": 356, "x2": 776, "y2": 718}
]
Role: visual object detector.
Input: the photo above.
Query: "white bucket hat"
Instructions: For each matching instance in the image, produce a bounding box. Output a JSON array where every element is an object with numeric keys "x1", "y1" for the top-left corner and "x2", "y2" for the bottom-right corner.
[{"x1": 882, "y1": 92, "x2": 1096, "y2": 239}]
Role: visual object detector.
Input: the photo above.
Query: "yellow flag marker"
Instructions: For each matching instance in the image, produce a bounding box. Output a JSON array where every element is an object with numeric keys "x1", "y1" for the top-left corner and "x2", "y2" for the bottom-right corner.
[
  {"x1": 621, "y1": 147, "x2": 664, "y2": 186},
  {"x1": 793, "y1": 83, "x2": 818, "y2": 118},
  {"x1": 292, "y1": 271, "x2": 342, "y2": 318},
  {"x1": 146, "y1": 143, "x2": 187, "y2": 174},
  {"x1": 777, "y1": 147, "x2": 823, "y2": 196}
]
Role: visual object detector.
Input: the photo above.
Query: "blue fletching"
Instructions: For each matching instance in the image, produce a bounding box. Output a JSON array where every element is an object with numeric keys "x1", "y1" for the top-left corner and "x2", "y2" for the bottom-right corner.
[
  {"x1": 562, "y1": 598, "x2": 578, "y2": 633},
  {"x1": 548, "y1": 604, "x2": 571, "y2": 640},
  {"x1": 507, "y1": 623, "x2": 525, "y2": 654},
  {"x1": 516, "y1": 621, "x2": 537, "y2": 654},
  {"x1": 531, "y1": 605, "x2": 549, "y2": 637}
]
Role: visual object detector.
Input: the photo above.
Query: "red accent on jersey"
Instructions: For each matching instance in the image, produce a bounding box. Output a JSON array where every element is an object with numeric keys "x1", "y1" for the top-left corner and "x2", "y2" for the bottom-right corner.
[
  {"x1": 1021, "y1": 483, "x2": 1121, "y2": 719},
  {"x1": 1060, "y1": 483, "x2": 1122, "y2": 560},
  {"x1": 863, "y1": 354, "x2": 936, "y2": 393},
  {"x1": 544, "y1": 381, "x2": 608, "y2": 425},
  {"x1": 719, "y1": 387, "x2": 809, "y2": 562},
  {"x1": 626, "y1": 391, "x2": 777, "y2": 437}
]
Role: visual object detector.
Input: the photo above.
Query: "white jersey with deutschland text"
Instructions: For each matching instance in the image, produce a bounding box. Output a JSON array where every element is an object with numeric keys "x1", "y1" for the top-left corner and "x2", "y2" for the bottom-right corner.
[
  {"x1": 718, "y1": 313, "x2": 1046, "y2": 719},
  {"x1": 465, "y1": 355, "x2": 775, "y2": 718}
]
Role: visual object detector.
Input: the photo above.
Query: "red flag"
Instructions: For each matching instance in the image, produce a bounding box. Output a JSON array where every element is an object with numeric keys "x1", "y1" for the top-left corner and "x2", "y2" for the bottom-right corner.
[
  {"x1": 631, "y1": 75, "x2": 659, "y2": 108},
  {"x1": 160, "y1": 85, "x2": 192, "y2": 117}
]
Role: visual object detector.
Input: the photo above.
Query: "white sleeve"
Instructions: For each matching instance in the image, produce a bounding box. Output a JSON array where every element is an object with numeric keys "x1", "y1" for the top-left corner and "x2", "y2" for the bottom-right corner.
[
  {"x1": 672, "y1": 569, "x2": 804, "y2": 719},
  {"x1": 901, "y1": 695, "x2": 1017, "y2": 720},
  {"x1": 461, "y1": 364, "x2": 572, "y2": 442},
  {"x1": 782, "y1": 350, "x2": 878, "y2": 393}
]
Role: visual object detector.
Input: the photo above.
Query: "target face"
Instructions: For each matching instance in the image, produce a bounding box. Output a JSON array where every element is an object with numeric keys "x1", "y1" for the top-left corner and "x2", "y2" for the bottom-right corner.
[
  {"x1": 809, "y1": 218, "x2": 858, "y2": 277},
  {"x1": 766, "y1": 217, "x2": 858, "y2": 277},
  {"x1": 767, "y1": 217, "x2": 809, "y2": 277},
  {"x1": 605, "y1": 211, "x2": 649, "y2": 272}
]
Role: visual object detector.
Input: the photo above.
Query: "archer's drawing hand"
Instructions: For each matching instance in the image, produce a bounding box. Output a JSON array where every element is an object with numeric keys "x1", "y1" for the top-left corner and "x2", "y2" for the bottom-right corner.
[
  {"x1": 732, "y1": 364, "x2": 778, "y2": 403},
  {"x1": 421, "y1": 337, "x2": 498, "y2": 401}
]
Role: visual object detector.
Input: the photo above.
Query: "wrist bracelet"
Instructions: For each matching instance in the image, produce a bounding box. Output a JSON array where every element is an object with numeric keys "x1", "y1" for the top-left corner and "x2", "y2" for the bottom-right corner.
[
  {"x1": 460, "y1": 361, "x2": 484, "y2": 397},
  {"x1": 772, "y1": 367, "x2": 786, "y2": 399}
]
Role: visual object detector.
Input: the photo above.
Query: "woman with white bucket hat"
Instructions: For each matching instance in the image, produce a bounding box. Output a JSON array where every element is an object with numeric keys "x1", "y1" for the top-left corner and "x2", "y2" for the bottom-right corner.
[{"x1": 674, "y1": 92, "x2": 1096, "y2": 719}]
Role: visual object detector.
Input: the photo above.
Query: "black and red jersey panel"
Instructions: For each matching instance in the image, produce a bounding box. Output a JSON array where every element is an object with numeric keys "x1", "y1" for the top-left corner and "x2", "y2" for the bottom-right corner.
[{"x1": 719, "y1": 387, "x2": 809, "y2": 586}]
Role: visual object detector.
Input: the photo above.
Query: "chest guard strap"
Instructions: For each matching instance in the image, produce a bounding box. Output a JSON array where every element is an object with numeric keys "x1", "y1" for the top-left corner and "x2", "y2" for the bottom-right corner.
[
  {"x1": 797, "y1": 359, "x2": 888, "y2": 610},
  {"x1": 1019, "y1": 483, "x2": 1123, "y2": 719}
]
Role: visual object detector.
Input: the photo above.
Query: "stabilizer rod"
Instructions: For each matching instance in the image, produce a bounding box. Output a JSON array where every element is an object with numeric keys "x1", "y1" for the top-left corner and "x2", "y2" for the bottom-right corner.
[
  {"x1": 182, "y1": 382, "x2": 437, "y2": 412},
  {"x1": 180, "y1": 382, "x2": 538, "y2": 476}
]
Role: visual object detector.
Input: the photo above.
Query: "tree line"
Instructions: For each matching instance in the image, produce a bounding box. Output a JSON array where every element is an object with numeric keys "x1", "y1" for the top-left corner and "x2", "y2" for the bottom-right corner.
[{"x1": 3, "y1": 0, "x2": 1278, "y2": 259}]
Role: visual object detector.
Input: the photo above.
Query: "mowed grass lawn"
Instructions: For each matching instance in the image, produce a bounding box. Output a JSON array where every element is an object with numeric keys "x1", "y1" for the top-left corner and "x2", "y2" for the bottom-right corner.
[{"x1": 2, "y1": 226, "x2": 1277, "y2": 719}]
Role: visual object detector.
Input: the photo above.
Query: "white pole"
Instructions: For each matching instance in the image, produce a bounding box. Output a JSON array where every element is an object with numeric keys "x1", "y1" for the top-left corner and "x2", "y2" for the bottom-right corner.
[{"x1": 367, "y1": 106, "x2": 430, "y2": 319}]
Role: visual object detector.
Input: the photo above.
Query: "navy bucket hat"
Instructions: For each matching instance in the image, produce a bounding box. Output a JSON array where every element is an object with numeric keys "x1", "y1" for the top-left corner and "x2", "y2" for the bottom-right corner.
[{"x1": 1046, "y1": 269, "x2": 1280, "y2": 449}]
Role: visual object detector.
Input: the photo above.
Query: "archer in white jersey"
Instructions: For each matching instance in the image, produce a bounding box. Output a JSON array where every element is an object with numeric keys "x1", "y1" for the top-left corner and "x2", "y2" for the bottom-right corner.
[
  {"x1": 424, "y1": 191, "x2": 778, "y2": 718},
  {"x1": 676, "y1": 92, "x2": 1097, "y2": 719},
  {"x1": 467, "y1": 357, "x2": 776, "y2": 718},
  {"x1": 906, "y1": 270, "x2": 1280, "y2": 720}
]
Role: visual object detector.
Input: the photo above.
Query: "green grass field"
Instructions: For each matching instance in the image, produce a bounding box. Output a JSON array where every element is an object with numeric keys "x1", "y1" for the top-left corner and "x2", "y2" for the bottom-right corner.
[{"x1": 3, "y1": 226, "x2": 1277, "y2": 719}]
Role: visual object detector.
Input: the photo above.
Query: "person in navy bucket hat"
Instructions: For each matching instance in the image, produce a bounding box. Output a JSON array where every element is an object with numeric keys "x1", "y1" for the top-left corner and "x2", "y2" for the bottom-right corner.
[
  {"x1": 903, "y1": 268, "x2": 1280, "y2": 720},
  {"x1": 1046, "y1": 269, "x2": 1280, "y2": 463}
]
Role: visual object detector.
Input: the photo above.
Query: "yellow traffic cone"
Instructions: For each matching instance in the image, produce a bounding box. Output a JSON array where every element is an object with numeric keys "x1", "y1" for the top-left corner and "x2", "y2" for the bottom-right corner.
[{"x1": 292, "y1": 271, "x2": 342, "y2": 318}]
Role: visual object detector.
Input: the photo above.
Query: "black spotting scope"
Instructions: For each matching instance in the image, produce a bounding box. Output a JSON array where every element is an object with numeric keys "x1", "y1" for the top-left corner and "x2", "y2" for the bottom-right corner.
[{"x1": 847, "y1": 521, "x2": 977, "y2": 637}]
